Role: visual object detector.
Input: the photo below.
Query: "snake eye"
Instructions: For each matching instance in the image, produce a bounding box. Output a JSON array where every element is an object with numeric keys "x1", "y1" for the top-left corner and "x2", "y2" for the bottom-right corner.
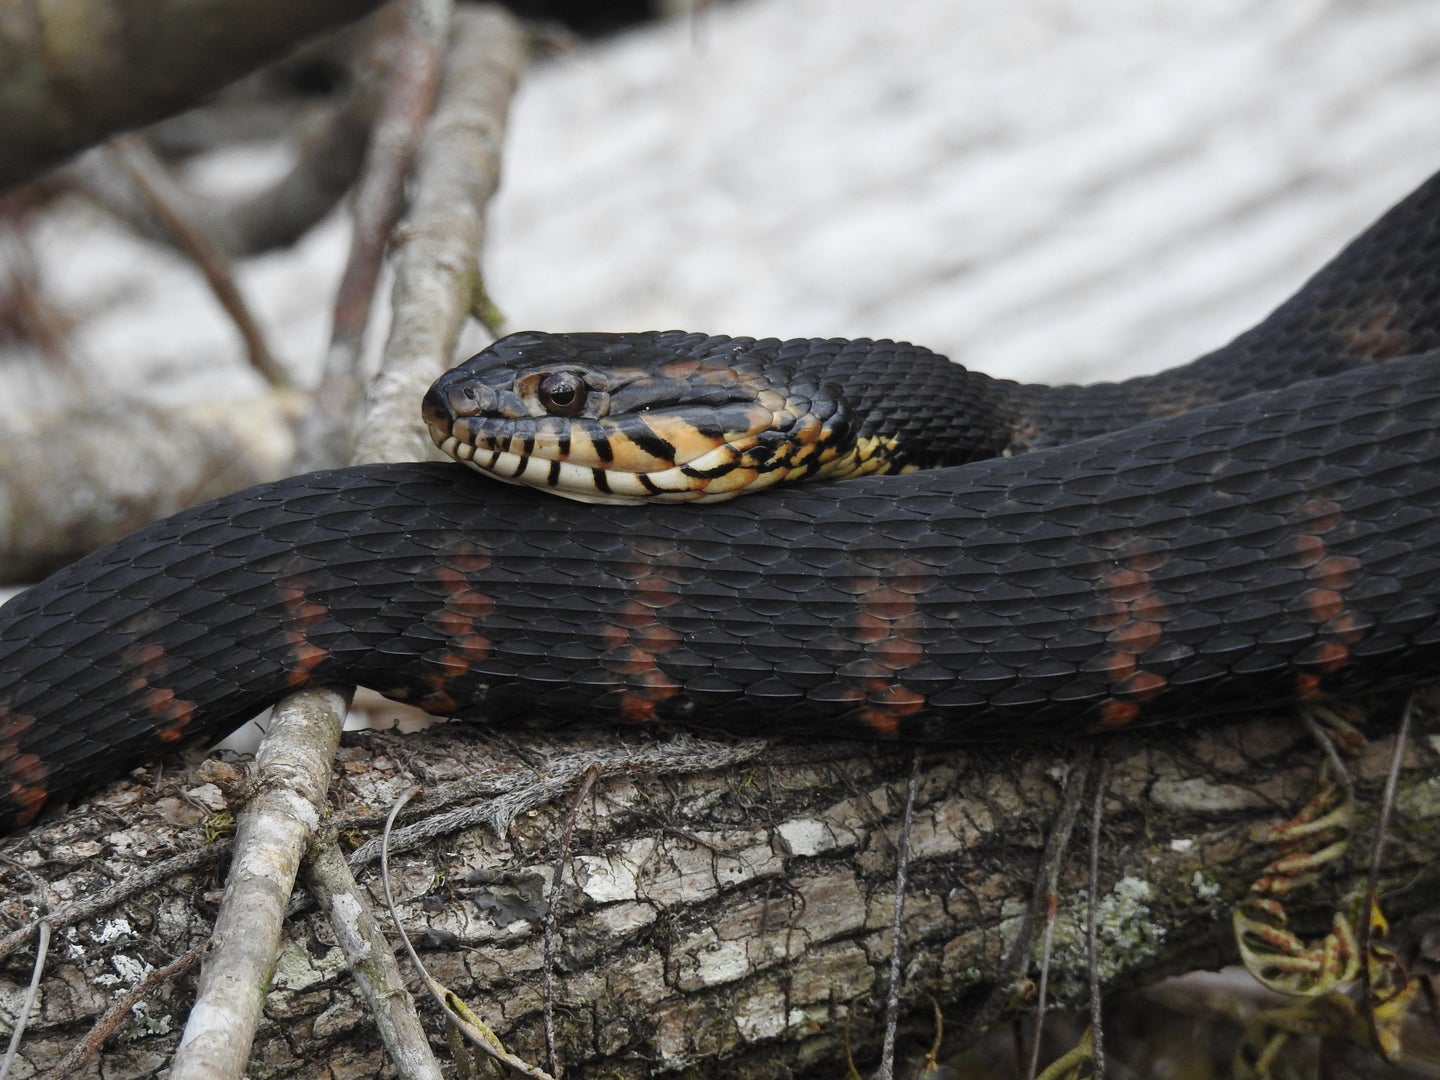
[{"x1": 538, "y1": 371, "x2": 587, "y2": 416}]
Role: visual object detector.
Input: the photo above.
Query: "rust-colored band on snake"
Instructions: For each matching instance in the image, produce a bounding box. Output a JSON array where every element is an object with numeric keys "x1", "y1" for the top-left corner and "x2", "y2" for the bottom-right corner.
[{"x1": 4, "y1": 172, "x2": 1440, "y2": 835}]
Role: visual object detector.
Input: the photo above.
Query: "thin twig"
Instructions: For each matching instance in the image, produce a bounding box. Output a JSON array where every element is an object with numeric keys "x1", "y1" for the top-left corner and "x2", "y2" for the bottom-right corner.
[
  {"x1": 1358, "y1": 694, "x2": 1415, "y2": 1055},
  {"x1": 37, "y1": 938, "x2": 207, "y2": 1080},
  {"x1": 0, "y1": 843, "x2": 231, "y2": 962},
  {"x1": 355, "y1": 4, "x2": 530, "y2": 466},
  {"x1": 381, "y1": 788, "x2": 556, "y2": 1080},
  {"x1": 542, "y1": 763, "x2": 600, "y2": 1076},
  {"x1": 971, "y1": 745, "x2": 1096, "y2": 1038},
  {"x1": 344, "y1": 736, "x2": 770, "y2": 867},
  {"x1": 169, "y1": 686, "x2": 350, "y2": 1080},
  {"x1": 303, "y1": 841, "x2": 444, "y2": 1080},
  {"x1": 1301, "y1": 708, "x2": 1355, "y2": 800},
  {"x1": 1026, "y1": 894, "x2": 1061, "y2": 1080},
  {"x1": 1086, "y1": 757, "x2": 1109, "y2": 1080},
  {"x1": 876, "y1": 748, "x2": 924, "y2": 1080},
  {"x1": 296, "y1": 0, "x2": 452, "y2": 468},
  {"x1": 108, "y1": 134, "x2": 291, "y2": 389},
  {"x1": 0, "y1": 922, "x2": 47, "y2": 1080}
]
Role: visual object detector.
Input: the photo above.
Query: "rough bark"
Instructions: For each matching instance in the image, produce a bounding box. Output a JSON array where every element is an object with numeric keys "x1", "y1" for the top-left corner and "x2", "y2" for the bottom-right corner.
[
  {"x1": 0, "y1": 694, "x2": 1434, "y2": 1076},
  {"x1": 0, "y1": 0, "x2": 389, "y2": 188}
]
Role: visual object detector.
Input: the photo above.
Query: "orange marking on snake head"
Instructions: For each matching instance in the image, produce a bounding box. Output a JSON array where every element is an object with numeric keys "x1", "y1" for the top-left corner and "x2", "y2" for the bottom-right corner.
[{"x1": 1099, "y1": 700, "x2": 1142, "y2": 728}]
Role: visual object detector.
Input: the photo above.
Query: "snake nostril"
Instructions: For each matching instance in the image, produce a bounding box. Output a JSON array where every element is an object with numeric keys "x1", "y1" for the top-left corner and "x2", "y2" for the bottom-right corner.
[{"x1": 422, "y1": 380, "x2": 482, "y2": 425}]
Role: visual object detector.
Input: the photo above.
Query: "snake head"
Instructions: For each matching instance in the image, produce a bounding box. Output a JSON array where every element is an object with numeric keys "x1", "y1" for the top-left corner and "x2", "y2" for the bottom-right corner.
[{"x1": 422, "y1": 330, "x2": 848, "y2": 504}]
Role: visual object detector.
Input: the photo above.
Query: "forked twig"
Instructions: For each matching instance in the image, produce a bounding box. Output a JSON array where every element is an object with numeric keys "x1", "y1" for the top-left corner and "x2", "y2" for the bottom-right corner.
[{"x1": 380, "y1": 787, "x2": 556, "y2": 1080}]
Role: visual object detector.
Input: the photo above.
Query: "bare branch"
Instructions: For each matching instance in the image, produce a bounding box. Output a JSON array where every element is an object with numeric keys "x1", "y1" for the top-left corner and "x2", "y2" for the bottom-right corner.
[
  {"x1": 107, "y1": 135, "x2": 292, "y2": 389},
  {"x1": 169, "y1": 687, "x2": 349, "y2": 1080},
  {"x1": 0, "y1": 0, "x2": 390, "y2": 188},
  {"x1": 356, "y1": 4, "x2": 529, "y2": 466},
  {"x1": 295, "y1": 0, "x2": 453, "y2": 469}
]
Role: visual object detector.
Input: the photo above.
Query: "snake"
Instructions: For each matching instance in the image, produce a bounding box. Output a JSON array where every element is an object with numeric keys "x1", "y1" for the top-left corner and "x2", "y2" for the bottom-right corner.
[{"x1": 3, "y1": 173, "x2": 1440, "y2": 837}]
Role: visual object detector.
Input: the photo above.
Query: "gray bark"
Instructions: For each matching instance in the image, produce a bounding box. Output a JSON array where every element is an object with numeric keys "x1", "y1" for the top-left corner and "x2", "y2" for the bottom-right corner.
[
  {"x1": 0, "y1": 695, "x2": 1434, "y2": 1076},
  {"x1": 0, "y1": 0, "x2": 388, "y2": 188}
]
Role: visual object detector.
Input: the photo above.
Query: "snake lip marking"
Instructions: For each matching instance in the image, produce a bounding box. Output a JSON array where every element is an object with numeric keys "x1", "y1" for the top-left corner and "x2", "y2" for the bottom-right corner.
[{"x1": 424, "y1": 330, "x2": 1021, "y2": 504}]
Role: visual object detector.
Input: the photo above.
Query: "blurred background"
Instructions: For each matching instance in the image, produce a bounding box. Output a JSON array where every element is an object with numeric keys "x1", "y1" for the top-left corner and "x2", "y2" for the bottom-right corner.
[{"x1": 2, "y1": 1, "x2": 1439, "y2": 1074}]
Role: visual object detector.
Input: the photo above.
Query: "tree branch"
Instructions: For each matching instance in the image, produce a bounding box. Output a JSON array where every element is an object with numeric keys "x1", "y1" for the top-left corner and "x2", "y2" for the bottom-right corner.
[{"x1": 0, "y1": 0, "x2": 389, "y2": 188}]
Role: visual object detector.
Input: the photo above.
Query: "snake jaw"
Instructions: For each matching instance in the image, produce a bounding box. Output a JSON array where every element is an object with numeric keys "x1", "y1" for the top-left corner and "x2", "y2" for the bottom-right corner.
[{"x1": 422, "y1": 331, "x2": 824, "y2": 502}]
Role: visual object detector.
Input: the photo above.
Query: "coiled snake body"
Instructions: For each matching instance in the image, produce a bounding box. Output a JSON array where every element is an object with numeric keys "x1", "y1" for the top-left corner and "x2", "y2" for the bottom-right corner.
[{"x1": 4, "y1": 174, "x2": 1440, "y2": 835}]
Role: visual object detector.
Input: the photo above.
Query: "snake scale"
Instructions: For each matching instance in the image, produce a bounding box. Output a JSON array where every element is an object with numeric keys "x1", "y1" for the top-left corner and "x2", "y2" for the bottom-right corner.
[{"x1": 3, "y1": 172, "x2": 1440, "y2": 836}]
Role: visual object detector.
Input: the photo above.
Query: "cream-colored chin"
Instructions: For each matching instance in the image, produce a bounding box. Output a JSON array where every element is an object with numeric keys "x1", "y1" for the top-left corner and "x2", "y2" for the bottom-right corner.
[{"x1": 454, "y1": 445, "x2": 790, "y2": 505}]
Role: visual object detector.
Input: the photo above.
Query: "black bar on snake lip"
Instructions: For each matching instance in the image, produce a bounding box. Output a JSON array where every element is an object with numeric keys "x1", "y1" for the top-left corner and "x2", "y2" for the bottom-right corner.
[{"x1": 4, "y1": 170, "x2": 1440, "y2": 837}]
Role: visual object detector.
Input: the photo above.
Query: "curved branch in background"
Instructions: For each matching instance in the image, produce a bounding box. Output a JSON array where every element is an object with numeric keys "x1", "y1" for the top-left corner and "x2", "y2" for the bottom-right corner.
[
  {"x1": 0, "y1": 393, "x2": 302, "y2": 584},
  {"x1": 0, "y1": 0, "x2": 389, "y2": 189},
  {"x1": 57, "y1": 16, "x2": 393, "y2": 258}
]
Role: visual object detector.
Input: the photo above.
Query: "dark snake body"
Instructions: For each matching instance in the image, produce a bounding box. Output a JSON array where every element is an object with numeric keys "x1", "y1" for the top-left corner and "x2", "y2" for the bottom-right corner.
[{"x1": 5, "y1": 174, "x2": 1440, "y2": 835}]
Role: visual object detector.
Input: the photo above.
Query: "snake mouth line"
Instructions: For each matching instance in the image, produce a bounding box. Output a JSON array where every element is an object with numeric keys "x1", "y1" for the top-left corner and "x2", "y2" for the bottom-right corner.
[{"x1": 435, "y1": 433, "x2": 778, "y2": 504}]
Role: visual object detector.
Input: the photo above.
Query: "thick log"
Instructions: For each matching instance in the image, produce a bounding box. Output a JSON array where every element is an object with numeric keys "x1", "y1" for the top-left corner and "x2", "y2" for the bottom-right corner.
[{"x1": 0, "y1": 695, "x2": 1433, "y2": 1075}]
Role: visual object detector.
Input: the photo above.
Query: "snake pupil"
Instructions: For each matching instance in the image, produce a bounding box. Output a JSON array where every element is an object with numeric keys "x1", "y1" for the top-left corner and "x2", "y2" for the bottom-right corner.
[{"x1": 539, "y1": 371, "x2": 587, "y2": 416}]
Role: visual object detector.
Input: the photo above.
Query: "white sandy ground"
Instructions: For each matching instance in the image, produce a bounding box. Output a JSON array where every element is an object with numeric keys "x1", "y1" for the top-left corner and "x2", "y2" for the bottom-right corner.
[{"x1": 7, "y1": 1, "x2": 1440, "y2": 414}]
